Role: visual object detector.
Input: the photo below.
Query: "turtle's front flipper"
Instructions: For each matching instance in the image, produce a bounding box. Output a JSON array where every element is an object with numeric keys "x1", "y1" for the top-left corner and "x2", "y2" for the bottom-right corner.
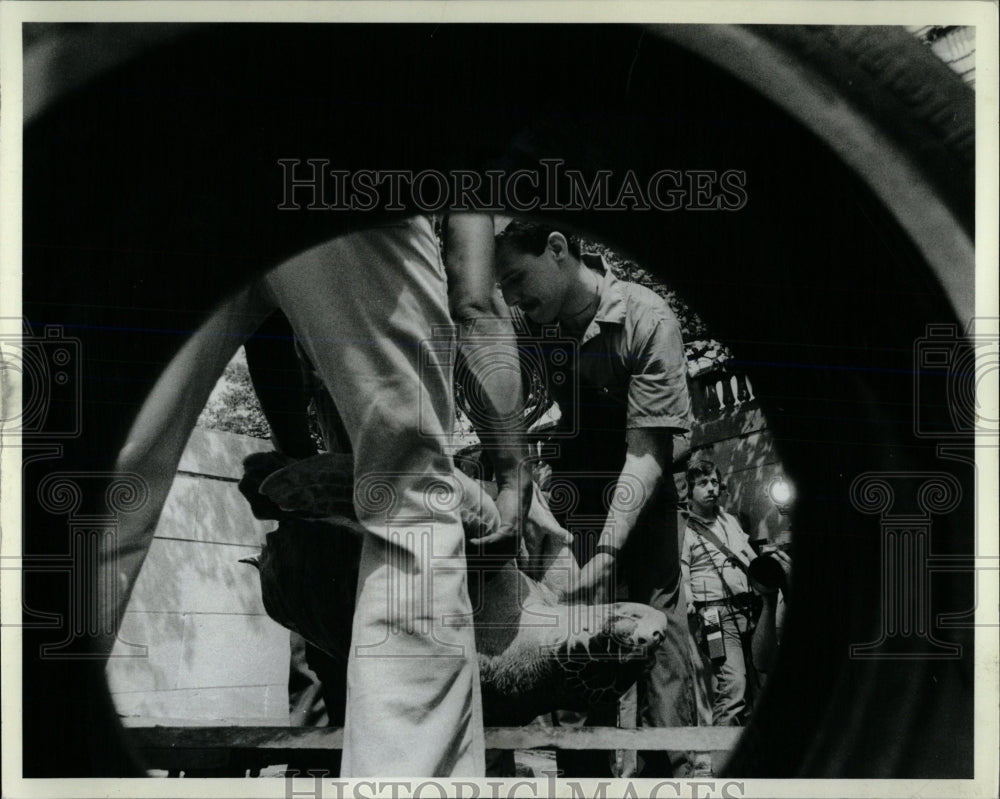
[
  {"x1": 475, "y1": 564, "x2": 668, "y2": 723},
  {"x1": 238, "y1": 451, "x2": 298, "y2": 520},
  {"x1": 258, "y1": 451, "x2": 357, "y2": 520}
]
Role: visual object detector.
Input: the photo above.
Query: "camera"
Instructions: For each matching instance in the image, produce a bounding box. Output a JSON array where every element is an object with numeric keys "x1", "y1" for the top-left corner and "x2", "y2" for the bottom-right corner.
[
  {"x1": 700, "y1": 606, "x2": 726, "y2": 662},
  {"x1": 419, "y1": 323, "x2": 578, "y2": 440},
  {"x1": 0, "y1": 322, "x2": 81, "y2": 440},
  {"x1": 748, "y1": 542, "x2": 791, "y2": 594},
  {"x1": 914, "y1": 322, "x2": 998, "y2": 438}
]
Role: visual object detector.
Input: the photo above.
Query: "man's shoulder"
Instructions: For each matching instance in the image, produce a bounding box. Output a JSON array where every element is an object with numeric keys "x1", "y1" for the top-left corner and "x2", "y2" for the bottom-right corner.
[
  {"x1": 717, "y1": 509, "x2": 750, "y2": 535},
  {"x1": 686, "y1": 508, "x2": 739, "y2": 532},
  {"x1": 619, "y1": 280, "x2": 680, "y2": 328}
]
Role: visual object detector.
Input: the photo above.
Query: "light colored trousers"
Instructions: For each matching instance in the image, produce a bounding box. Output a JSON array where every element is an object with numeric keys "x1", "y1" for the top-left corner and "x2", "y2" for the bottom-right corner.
[
  {"x1": 111, "y1": 217, "x2": 484, "y2": 777},
  {"x1": 708, "y1": 610, "x2": 752, "y2": 727}
]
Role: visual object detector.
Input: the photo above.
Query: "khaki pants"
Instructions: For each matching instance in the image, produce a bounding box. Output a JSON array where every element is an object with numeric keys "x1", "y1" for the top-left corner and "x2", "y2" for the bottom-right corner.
[{"x1": 263, "y1": 218, "x2": 484, "y2": 777}]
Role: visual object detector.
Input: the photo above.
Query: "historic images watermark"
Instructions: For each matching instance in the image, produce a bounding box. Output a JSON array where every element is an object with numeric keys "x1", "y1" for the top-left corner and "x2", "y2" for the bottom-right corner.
[
  {"x1": 284, "y1": 773, "x2": 747, "y2": 799},
  {"x1": 0, "y1": 318, "x2": 149, "y2": 659},
  {"x1": 847, "y1": 319, "x2": 1000, "y2": 659},
  {"x1": 278, "y1": 159, "x2": 748, "y2": 213},
  {"x1": 0, "y1": 319, "x2": 81, "y2": 442},
  {"x1": 913, "y1": 321, "x2": 999, "y2": 440}
]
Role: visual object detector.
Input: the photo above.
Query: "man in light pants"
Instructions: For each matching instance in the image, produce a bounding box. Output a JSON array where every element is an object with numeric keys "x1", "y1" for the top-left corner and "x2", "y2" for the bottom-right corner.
[{"x1": 112, "y1": 214, "x2": 529, "y2": 777}]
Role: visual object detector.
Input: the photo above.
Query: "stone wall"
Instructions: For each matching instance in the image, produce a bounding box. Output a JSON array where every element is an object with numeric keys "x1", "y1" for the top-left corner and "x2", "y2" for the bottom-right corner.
[{"x1": 106, "y1": 427, "x2": 290, "y2": 724}]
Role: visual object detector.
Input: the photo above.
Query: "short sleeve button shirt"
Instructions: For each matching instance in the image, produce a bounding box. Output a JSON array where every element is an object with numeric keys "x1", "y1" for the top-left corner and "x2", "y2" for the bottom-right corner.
[
  {"x1": 681, "y1": 509, "x2": 757, "y2": 601},
  {"x1": 573, "y1": 254, "x2": 692, "y2": 432}
]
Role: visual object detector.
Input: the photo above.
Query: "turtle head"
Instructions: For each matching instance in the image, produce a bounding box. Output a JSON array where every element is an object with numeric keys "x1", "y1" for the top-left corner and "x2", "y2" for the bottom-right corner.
[
  {"x1": 552, "y1": 602, "x2": 668, "y2": 711},
  {"x1": 602, "y1": 603, "x2": 668, "y2": 657}
]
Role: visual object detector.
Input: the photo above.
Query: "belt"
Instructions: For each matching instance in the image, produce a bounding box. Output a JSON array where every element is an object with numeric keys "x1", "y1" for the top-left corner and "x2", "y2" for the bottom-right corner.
[{"x1": 693, "y1": 592, "x2": 758, "y2": 611}]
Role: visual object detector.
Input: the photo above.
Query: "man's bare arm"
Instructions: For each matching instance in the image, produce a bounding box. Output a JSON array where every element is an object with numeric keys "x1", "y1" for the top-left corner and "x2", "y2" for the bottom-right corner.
[
  {"x1": 443, "y1": 212, "x2": 531, "y2": 551},
  {"x1": 571, "y1": 427, "x2": 676, "y2": 601}
]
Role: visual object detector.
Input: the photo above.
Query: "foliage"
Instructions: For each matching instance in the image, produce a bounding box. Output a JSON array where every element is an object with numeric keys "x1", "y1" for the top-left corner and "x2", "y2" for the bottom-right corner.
[
  {"x1": 196, "y1": 355, "x2": 271, "y2": 440},
  {"x1": 580, "y1": 239, "x2": 710, "y2": 339}
]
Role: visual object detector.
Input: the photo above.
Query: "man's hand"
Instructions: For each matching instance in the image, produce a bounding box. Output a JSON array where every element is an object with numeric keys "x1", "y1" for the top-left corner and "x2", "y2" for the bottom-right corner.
[
  {"x1": 569, "y1": 552, "x2": 616, "y2": 605},
  {"x1": 770, "y1": 549, "x2": 793, "y2": 593},
  {"x1": 469, "y1": 480, "x2": 527, "y2": 554},
  {"x1": 519, "y1": 482, "x2": 573, "y2": 558}
]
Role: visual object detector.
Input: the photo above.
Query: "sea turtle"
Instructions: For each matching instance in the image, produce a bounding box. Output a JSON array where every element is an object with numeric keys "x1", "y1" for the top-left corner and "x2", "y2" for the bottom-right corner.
[{"x1": 240, "y1": 451, "x2": 668, "y2": 726}]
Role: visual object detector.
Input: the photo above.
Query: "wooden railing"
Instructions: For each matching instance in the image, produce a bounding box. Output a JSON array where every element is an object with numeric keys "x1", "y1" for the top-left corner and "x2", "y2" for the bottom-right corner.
[{"x1": 127, "y1": 723, "x2": 742, "y2": 776}]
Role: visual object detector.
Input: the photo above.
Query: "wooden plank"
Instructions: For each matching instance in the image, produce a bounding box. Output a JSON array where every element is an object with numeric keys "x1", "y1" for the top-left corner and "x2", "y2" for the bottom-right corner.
[
  {"x1": 108, "y1": 613, "x2": 288, "y2": 715},
  {"x1": 106, "y1": 611, "x2": 187, "y2": 692},
  {"x1": 487, "y1": 725, "x2": 741, "y2": 750},
  {"x1": 175, "y1": 614, "x2": 289, "y2": 689},
  {"x1": 113, "y1": 684, "x2": 288, "y2": 722},
  {"x1": 127, "y1": 725, "x2": 741, "y2": 752},
  {"x1": 129, "y1": 725, "x2": 345, "y2": 750}
]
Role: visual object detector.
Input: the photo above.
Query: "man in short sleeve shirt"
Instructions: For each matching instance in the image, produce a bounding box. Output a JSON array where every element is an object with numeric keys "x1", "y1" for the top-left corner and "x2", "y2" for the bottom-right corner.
[
  {"x1": 495, "y1": 220, "x2": 697, "y2": 777},
  {"x1": 681, "y1": 460, "x2": 760, "y2": 728}
]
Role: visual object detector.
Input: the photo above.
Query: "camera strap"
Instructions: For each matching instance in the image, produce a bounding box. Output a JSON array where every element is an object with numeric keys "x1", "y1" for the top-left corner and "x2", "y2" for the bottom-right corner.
[
  {"x1": 685, "y1": 515, "x2": 752, "y2": 578},
  {"x1": 688, "y1": 516, "x2": 761, "y2": 689}
]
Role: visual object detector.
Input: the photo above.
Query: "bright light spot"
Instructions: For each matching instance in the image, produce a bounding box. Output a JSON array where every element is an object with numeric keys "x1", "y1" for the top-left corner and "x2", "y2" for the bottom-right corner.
[{"x1": 768, "y1": 477, "x2": 793, "y2": 506}]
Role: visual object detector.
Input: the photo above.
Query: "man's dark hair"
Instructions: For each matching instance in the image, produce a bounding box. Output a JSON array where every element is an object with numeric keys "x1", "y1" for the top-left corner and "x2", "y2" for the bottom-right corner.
[
  {"x1": 495, "y1": 219, "x2": 582, "y2": 259},
  {"x1": 686, "y1": 459, "x2": 722, "y2": 492}
]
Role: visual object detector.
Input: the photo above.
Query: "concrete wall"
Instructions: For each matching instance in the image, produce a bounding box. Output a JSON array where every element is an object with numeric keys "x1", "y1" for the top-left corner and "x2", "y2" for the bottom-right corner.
[{"x1": 106, "y1": 427, "x2": 290, "y2": 724}]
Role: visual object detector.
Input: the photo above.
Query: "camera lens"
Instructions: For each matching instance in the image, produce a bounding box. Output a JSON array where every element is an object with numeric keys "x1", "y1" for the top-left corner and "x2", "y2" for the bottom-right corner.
[{"x1": 748, "y1": 552, "x2": 786, "y2": 593}]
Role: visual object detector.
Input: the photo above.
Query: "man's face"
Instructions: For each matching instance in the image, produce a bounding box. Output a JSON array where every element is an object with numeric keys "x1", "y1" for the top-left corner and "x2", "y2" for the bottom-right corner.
[
  {"x1": 689, "y1": 472, "x2": 721, "y2": 514},
  {"x1": 495, "y1": 242, "x2": 566, "y2": 324}
]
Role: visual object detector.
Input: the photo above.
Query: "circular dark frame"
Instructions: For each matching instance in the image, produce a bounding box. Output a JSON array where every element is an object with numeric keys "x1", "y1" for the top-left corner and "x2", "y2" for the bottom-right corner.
[{"x1": 21, "y1": 23, "x2": 976, "y2": 778}]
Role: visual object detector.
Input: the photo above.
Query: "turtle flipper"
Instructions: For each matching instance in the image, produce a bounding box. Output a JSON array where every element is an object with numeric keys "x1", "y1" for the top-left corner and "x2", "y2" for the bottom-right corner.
[
  {"x1": 258, "y1": 452, "x2": 357, "y2": 520},
  {"x1": 238, "y1": 451, "x2": 298, "y2": 520},
  {"x1": 553, "y1": 604, "x2": 667, "y2": 709}
]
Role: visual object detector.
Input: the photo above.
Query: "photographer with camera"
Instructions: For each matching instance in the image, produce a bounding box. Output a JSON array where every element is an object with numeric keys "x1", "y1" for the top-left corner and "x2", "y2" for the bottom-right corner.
[{"x1": 681, "y1": 460, "x2": 762, "y2": 728}]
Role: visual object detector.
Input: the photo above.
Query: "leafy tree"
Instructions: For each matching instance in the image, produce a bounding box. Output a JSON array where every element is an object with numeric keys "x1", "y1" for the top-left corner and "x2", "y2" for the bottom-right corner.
[
  {"x1": 196, "y1": 353, "x2": 271, "y2": 439},
  {"x1": 581, "y1": 239, "x2": 710, "y2": 339}
]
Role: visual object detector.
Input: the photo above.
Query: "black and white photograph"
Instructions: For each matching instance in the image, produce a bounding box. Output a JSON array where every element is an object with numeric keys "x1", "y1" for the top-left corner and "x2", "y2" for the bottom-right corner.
[{"x1": 1, "y1": 3, "x2": 997, "y2": 798}]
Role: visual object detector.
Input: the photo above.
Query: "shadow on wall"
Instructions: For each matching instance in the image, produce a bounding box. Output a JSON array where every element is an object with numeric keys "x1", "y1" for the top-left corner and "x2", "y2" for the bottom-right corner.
[
  {"x1": 106, "y1": 427, "x2": 291, "y2": 724},
  {"x1": 680, "y1": 363, "x2": 789, "y2": 541}
]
